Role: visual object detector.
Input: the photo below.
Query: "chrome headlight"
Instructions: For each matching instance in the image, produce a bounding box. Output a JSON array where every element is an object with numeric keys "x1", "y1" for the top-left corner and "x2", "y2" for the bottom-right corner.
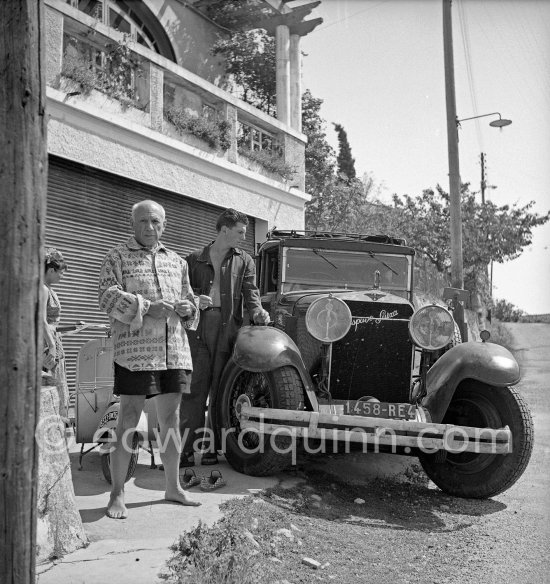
[
  {"x1": 409, "y1": 305, "x2": 454, "y2": 350},
  {"x1": 305, "y1": 295, "x2": 352, "y2": 343}
]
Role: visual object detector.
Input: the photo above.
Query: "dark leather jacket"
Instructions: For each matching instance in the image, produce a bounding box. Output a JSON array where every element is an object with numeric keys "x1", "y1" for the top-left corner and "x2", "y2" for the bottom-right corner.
[{"x1": 186, "y1": 243, "x2": 262, "y2": 350}]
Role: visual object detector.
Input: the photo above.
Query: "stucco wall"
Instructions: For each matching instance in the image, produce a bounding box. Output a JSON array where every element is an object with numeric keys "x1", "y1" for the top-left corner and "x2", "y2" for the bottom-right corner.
[
  {"x1": 144, "y1": 0, "x2": 227, "y2": 83},
  {"x1": 47, "y1": 89, "x2": 307, "y2": 235}
]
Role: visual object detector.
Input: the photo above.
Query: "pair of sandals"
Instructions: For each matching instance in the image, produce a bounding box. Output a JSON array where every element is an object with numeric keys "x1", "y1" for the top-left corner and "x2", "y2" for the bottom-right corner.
[{"x1": 181, "y1": 468, "x2": 226, "y2": 491}]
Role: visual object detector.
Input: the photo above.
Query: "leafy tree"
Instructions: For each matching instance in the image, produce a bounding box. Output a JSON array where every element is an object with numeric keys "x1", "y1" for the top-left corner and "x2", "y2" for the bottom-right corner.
[
  {"x1": 492, "y1": 298, "x2": 525, "y2": 322},
  {"x1": 211, "y1": 30, "x2": 276, "y2": 115},
  {"x1": 202, "y1": 0, "x2": 273, "y2": 31},
  {"x1": 302, "y1": 91, "x2": 371, "y2": 231},
  {"x1": 333, "y1": 123, "x2": 356, "y2": 180},
  {"x1": 307, "y1": 176, "x2": 368, "y2": 232},
  {"x1": 385, "y1": 184, "x2": 550, "y2": 295},
  {"x1": 302, "y1": 91, "x2": 335, "y2": 192},
  {"x1": 209, "y1": 26, "x2": 380, "y2": 232}
]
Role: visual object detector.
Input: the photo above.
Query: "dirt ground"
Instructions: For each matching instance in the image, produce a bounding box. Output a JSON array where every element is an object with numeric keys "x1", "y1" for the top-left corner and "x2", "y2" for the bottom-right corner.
[{"x1": 204, "y1": 323, "x2": 550, "y2": 584}]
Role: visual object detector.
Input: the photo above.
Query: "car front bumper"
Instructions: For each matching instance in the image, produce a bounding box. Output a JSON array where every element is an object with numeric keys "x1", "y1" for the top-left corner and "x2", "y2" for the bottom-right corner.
[{"x1": 238, "y1": 404, "x2": 512, "y2": 455}]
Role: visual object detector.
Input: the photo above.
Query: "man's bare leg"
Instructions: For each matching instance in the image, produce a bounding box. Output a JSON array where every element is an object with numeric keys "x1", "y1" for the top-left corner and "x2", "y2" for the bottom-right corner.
[
  {"x1": 106, "y1": 394, "x2": 145, "y2": 518},
  {"x1": 156, "y1": 393, "x2": 201, "y2": 506}
]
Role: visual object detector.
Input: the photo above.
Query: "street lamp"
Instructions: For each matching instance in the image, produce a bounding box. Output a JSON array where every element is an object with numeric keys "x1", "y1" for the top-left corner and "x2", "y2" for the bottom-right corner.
[
  {"x1": 458, "y1": 114, "x2": 512, "y2": 308},
  {"x1": 457, "y1": 112, "x2": 513, "y2": 129}
]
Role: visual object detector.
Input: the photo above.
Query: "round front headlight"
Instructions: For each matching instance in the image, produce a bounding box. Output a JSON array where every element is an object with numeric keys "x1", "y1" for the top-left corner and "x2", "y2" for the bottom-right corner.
[
  {"x1": 305, "y1": 295, "x2": 352, "y2": 343},
  {"x1": 409, "y1": 305, "x2": 455, "y2": 350}
]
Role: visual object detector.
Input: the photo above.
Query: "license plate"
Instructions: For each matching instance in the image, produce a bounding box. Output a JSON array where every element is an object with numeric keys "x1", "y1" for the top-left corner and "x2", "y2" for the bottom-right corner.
[{"x1": 344, "y1": 400, "x2": 416, "y2": 420}]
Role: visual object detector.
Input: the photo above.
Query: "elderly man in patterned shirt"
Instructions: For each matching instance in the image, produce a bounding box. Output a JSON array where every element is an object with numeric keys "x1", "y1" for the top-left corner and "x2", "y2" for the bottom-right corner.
[{"x1": 98, "y1": 199, "x2": 200, "y2": 518}]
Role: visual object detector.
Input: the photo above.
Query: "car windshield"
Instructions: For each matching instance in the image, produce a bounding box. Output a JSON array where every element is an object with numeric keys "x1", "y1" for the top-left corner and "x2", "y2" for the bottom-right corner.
[{"x1": 281, "y1": 247, "x2": 410, "y2": 293}]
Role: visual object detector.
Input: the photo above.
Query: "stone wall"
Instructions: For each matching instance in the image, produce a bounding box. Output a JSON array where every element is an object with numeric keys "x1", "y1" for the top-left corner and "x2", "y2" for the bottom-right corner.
[
  {"x1": 36, "y1": 387, "x2": 87, "y2": 563},
  {"x1": 413, "y1": 252, "x2": 482, "y2": 341}
]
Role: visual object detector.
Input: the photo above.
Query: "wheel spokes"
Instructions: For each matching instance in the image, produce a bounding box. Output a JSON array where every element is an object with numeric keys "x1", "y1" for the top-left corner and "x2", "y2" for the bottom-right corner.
[{"x1": 229, "y1": 371, "x2": 272, "y2": 449}]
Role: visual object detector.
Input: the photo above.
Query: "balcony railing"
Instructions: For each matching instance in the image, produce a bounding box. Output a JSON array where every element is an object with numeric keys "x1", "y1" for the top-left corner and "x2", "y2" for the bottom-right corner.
[{"x1": 45, "y1": 1, "x2": 306, "y2": 188}]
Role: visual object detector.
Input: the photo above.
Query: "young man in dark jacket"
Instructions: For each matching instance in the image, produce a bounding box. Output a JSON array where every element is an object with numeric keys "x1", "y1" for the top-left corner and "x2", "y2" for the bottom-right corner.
[{"x1": 180, "y1": 208, "x2": 270, "y2": 465}]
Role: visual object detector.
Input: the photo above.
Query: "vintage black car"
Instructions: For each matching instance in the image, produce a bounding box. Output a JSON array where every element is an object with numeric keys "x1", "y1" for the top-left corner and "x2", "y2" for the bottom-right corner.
[{"x1": 214, "y1": 230, "x2": 534, "y2": 499}]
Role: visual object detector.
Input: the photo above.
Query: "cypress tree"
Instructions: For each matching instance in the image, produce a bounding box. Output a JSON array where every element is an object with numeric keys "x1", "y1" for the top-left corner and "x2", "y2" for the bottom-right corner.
[{"x1": 333, "y1": 123, "x2": 356, "y2": 180}]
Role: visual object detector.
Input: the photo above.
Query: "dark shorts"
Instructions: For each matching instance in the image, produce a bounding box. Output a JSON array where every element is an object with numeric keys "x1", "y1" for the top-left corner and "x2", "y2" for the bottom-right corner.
[{"x1": 114, "y1": 363, "x2": 192, "y2": 398}]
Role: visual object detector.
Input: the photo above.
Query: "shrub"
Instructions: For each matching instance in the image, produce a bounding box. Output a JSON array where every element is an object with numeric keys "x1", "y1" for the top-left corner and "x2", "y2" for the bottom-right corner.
[
  {"x1": 238, "y1": 146, "x2": 296, "y2": 181},
  {"x1": 98, "y1": 37, "x2": 141, "y2": 106},
  {"x1": 165, "y1": 519, "x2": 262, "y2": 584},
  {"x1": 488, "y1": 321, "x2": 514, "y2": 351},
  {"x1": 492, "y1": 298, "x2": 525, "y2": 322},
  {"x1": 60, "y1": 47, "x2": 96, "y2": 95},
  {"x1": 165, "y1": 105, "x2": 232, "y2": 151},
  {"x1": 60, "y1": 35, "x2": 142, "y2": 109}
]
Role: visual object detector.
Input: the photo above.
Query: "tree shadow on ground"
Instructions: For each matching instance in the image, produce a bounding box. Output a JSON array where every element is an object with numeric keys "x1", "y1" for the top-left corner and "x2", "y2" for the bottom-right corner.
[{"x1": 262, "y1": 464, "x2": 506, "y2": 534}]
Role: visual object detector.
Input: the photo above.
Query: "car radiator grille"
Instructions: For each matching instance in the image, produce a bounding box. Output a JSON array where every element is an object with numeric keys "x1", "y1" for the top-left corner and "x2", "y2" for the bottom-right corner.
[{"x1": 293, "y1": 300, "x2": 414, "y2": 403}]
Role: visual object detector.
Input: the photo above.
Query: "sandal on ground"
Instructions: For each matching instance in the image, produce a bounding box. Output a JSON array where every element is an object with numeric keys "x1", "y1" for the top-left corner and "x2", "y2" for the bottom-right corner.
[
  {"x1": 181, "y1": 468, "x2": 201, "y2": 489},
  {"x1": 200, "y1": 470, "x2": 226, "y2": 491},
  {"x1": 200, "y1": 453, "x2": 218, "y2": 466}
]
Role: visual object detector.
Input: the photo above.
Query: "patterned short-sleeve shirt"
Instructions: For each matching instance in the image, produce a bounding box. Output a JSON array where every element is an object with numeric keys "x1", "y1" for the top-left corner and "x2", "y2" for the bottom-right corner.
[{"x1": 98, "y1": 237, "x2": 197, "y2": 371}]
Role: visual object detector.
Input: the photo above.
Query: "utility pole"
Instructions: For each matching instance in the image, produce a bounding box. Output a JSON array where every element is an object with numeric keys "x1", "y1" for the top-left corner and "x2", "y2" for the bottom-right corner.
[
  {"x1": 442, "y1": 0, "x2": 468, "y2": 341},
  {"x1": 0, "y1": 1, "x2": 47, "y2": 582},
  {"x1": 442, "y1": 0, "x2": 463, "y2": 290},
  {"x1": 480, "y1": 152, "x2": 496, "y2": 301},
  {"x1": 480, "y1": 152, "x2": 486, "y2": 204}
]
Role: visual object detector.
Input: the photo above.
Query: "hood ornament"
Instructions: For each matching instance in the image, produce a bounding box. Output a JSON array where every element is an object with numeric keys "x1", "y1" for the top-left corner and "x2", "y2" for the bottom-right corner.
[
  {"x1": 365, "y1": 290, "x2": 386, "y2": 301},
  {"x1": 366, "y1": 270, "x2": 385, "y2": 300}
]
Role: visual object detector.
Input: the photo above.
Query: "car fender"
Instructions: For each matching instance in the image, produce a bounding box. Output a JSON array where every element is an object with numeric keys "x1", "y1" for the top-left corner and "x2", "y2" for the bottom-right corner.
[
  {"x1": 232, "y1": 325, "x2": 308, "y2": 373},
  {"x1": 228, "y1": 325, "x2": 316, "y2": 406},
  {"x1": 422, "y1": 341, "x2": 520, "y2": 423}
]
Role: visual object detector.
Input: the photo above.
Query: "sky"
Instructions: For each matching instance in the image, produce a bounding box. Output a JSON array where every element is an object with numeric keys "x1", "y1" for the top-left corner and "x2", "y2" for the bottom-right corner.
[{"x1": 300, "y1": 0, "x2": 550, "y2": 314}]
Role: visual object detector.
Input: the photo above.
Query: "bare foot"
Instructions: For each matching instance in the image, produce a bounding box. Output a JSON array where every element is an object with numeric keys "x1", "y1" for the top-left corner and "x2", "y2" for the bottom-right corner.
[
  {"x1": 165, "y1": 488, "x2": 201, "y2": 507},
  {"x1": 106, "y1": 493, "x2": 128, "y2": 519}
]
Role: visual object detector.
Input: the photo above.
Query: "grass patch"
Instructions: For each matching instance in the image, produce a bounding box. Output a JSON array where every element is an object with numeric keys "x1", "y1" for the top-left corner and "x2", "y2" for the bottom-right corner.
[
  {"x1": 162, "y1": 496, "x2": 296, "y2": 584},
  {"x1": 162, "y1": 464, "x2": 447, "y2": 584},
  {"x1": 488, "y1": 320, "x2": 514, "y2": 351}
]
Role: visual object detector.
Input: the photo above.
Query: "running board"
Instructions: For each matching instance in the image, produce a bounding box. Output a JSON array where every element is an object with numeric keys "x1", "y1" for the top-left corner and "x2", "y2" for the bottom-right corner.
[{"x1": 239, "y1": 406, "x2": 512, "y2": 454}]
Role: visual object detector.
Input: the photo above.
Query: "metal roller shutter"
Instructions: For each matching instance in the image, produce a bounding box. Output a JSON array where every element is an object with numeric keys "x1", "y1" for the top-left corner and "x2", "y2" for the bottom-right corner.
[{"x1": 46, "y1": 155, "x2": 255, "y2": 395}]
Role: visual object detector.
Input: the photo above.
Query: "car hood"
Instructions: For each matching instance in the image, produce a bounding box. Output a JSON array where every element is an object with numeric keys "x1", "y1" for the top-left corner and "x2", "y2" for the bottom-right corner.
[{"x1": 279, "y1": 289, "x2": 413, "y2": 314}]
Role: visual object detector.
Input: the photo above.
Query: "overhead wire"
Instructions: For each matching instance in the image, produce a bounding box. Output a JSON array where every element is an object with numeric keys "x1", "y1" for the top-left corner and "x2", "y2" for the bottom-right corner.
[
  {"x1": 314, "y1": 0, "x2": 390, "y2": 33},
  {"x1": 457, "y1": 0, "x2": 483, "y2": 153}
]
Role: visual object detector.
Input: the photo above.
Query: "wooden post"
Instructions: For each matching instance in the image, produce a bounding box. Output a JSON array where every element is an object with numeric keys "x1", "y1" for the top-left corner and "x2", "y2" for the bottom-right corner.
[
  {"x1": 442, "y1": 0, "x2": 463, "y2": 291},
  {"x1": 442, "y1": 0, "x2": 468, "y2": 341},
  {"x1": 0, "y1": 1, "x2": 47, "y2": 582}
]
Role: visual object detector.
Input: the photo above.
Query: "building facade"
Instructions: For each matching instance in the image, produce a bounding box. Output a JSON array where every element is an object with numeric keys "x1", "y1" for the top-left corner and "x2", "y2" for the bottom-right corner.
[{"x1": 44, "y1": 0, "x2": 321, "y2": 390}]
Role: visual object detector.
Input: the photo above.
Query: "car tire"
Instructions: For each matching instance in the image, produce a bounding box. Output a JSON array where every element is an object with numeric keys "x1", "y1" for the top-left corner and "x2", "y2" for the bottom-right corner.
[
  {"x1": 451, "y1": 319, "x2": 462, "y2": 346},
  {"x1": 418, "y1": 381, "x2": 533, "y2": 498},
  {"x1": 101, "y1": 431, "x2": 140, "y2": 484},
  {"x1": 216, "y1": 364, "x2": 304, "y2": 476}
]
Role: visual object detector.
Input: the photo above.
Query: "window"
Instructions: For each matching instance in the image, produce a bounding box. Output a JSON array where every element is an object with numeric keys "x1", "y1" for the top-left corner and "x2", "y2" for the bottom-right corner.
[
  {"x1": 281, "y1": 248, "x2": 410, "y2": 294},
  {"x1": 65, "y1": 0, "x2": 176, "y2": 61},
  {"x1": 237, "y1": 121, "x2": 280, "y2": 154}
]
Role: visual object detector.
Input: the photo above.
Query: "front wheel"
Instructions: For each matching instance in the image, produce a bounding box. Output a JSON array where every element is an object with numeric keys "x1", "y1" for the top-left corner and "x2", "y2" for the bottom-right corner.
[
  {"x1": 216, "y1": 365, "x2": 304, "y2": 476},
  {"x1": 419, "y1": 381, "x2": 533, "y2": 498}
]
